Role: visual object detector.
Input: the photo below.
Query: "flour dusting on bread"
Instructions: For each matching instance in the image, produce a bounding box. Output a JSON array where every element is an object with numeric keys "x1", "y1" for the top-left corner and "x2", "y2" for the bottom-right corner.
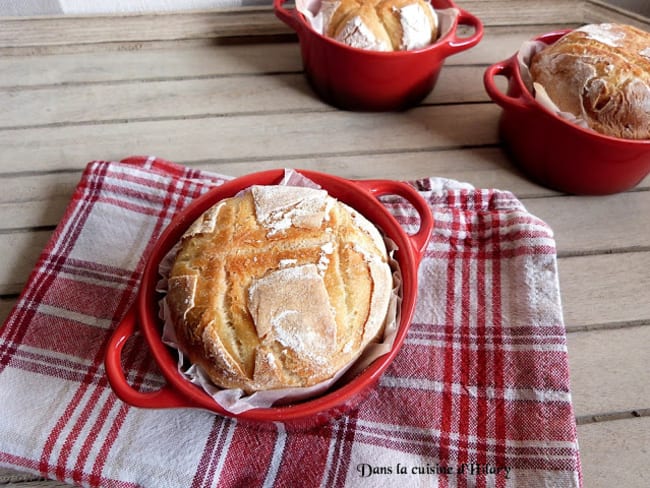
[
  {"x1": 252, "y1": 185, "x2": 329, "y2": 235},
  {"x1": 248, "y1": 264, "x2": 338, "y2": 362}
]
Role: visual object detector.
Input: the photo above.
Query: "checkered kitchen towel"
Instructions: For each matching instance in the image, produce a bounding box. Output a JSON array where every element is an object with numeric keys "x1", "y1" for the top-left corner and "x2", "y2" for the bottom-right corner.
[{"x1": 0, "y1": 156, "x2": 581, "y2": 487}]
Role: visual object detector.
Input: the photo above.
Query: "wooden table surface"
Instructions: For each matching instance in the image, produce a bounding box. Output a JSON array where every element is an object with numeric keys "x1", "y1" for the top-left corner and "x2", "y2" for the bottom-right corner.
[{"x1": 1, "y1": 1, "x2": 648, "y2": 486}]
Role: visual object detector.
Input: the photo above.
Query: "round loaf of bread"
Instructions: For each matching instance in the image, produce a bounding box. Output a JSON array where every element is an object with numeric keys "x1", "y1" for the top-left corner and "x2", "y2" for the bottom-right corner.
[
  {"x1": 323, "y1": 0, "x2": 438, "y2": 51},
  {"x1": 166, "y1": 185, "x2": 394, "y2": 394},
  {"x1": 529, "y1": 23, "x2": 650, "y2": 139}
]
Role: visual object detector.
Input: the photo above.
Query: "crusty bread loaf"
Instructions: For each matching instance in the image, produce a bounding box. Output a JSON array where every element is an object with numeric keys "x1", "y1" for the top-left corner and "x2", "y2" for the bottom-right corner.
[
  {"x1": 529, "y1": 23, "x2": 650, "y2": 139},
  {"x1": 323, "y1": 0, "x2": 438, "y2": 51},
  {"x1": 166, "y1": 185, "x2": 393, "y2": 394}
]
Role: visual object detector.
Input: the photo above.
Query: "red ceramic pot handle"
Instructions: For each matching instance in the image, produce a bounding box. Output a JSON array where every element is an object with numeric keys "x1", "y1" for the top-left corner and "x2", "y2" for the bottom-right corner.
[
  {"x1": 274, "y1": 0, "x2": 302, "y2": 32},
  {"x1": 105, "y1": 306, "x2": 192, "y2": 409},
  {"x1": 483, "y1": 57, "x2": 533, "y2": 111},
  {"x1": 356, "y1": 180, "x2": 433, "y2": 256},
  {"x1": 447, "y1": 8, "x2": 484, "y2": 53}
]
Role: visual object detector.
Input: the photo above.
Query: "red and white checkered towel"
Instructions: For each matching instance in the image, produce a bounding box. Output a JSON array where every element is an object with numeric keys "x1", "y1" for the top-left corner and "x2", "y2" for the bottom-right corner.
[{"x1": 0, "y1": 156, "x2": 581, "y2": 488}]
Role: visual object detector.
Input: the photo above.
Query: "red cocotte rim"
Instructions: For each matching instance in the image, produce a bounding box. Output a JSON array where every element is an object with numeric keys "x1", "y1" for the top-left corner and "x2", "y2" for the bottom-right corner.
[{"x1": 105, "y1": 169, "x2": 434, "y2": 427}]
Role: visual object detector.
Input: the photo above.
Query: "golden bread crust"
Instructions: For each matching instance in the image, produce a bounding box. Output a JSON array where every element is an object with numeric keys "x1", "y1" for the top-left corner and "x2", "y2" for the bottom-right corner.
[
  {"x1": 530, "y1": 23, "x2": 650, "y2": 139},
  {"x1": 325, "y1": 0, "x2": 438, "y2": 51},
  {"x1": 166, "y1": 185, "x2": 393, "y2": 393}
]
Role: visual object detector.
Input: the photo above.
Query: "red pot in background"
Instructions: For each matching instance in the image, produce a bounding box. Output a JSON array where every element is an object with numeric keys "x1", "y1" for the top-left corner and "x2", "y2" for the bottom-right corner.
[
  {"x1": 484, "y1": 30, "x2": 650, "y2": 195},
  {"x1": 274, "y1": 0, "x2": 483, "y2": 111}
]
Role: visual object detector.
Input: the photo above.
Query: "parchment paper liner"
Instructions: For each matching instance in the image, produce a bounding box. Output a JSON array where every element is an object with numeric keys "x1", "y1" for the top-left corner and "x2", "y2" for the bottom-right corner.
[
  {"x1": 156, "y1": 169, "x2": 402, "y2": 414},
  {"x1": 517, "y1": 38, "x2": 591, "y2": 130},
  {"x1": 296, "y1": 0, "x2": 460, "y2": 50}
]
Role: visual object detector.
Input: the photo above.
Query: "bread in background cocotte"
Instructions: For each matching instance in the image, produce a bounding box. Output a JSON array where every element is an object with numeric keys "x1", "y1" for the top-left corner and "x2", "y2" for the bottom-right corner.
[
  {"x1": 323, "y1": 0, "x2": 439, "y2": 51},
  {"x1": 530, "y1": 23, "x2": 650, "y2": 139}
]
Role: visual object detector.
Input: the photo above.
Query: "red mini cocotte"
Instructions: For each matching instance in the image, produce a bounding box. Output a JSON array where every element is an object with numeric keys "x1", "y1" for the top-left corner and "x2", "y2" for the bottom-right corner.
[
  {"x1": 274, "y1": 0, "x2": 483, "y2": 111},
  {"x1": 484, "y1": 30, "x2": 650, "y2": 195},
  {"x1": 105, "y1": 169, "x2": 433, "y2": 430}
]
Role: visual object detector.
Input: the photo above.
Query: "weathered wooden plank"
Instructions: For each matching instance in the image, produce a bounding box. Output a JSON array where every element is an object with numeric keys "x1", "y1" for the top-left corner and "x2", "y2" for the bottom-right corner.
[
  {"x1": 567, "y1": 326, "x2": 650, "y2": 417},
  {"x1": 0, "y1": 146, "x2": 543, "y2": 232},
  {"x1": 0, "y1": 74, "x2": 323, "y2": 129},
  {"x1": 0, "y1": 171, "x2": 77, "y2": 206},
  {"x1": 0, "y1": 25, "x2": 574, "y2": 88},
  {"x1": 0, "y1": 170, "x2": 82, "y2": 231},
  {"x1": 0, "y1": 2, "x2": 587, "y2": 49},
  {"x1": 0, "y1": 230, "x2": 51, "y2": 295},
  {"x1": 0, "y1": 150, "x2": 544, "y2": 234},
  {"x1": 523, "y1": 191, "x2": 650, "y2": 257},
  {"x1": 0, "y1": 467, "x2": 44, "y2": 484},
  {"x1": 1, "y1": 150, "x2": 650, "y2": 232},
  {"x1": 559, "y1": 251, "x2": 650, "y2": 330},
  {"x1": 577, "y1": 416, "x2": 650, "y2": 488},
  {"x1": 583, "y1": 0, "x2": 650, "y2": 27},
  {"x1": 0, "y1": 472, "x2": 68, "y2": 488},
  {"x1": 0, "y1": 103, "x2": 502, "y2": 173},
  {"x1": 0, "y1": 43, "x2": 301, "y2": 87},
  {"x1": 0, "y1": 297, "x2": 17, "y2": 326},
  {"x1": 0, "y1": 7, "x2": 287, "y2": 48},
  {"x1": 0, "y1": 199, "x2": 70, "y2": 230},
  {"x1": 0, "y1": 66, "x2": 493, "y2": 129},
  {"x1": 0, "y1": 43, "x2": 304, "y2": 88},
  {"x1": 198, "y1": 152, "x2": 650, "y2": 192},
  {"x1": 12, "y1": 162, "x2": 650, "y2": 237},
  {"x1": 0, "y1": 2, "x2": 647, "y2": 56},
  {"x1": 459, "y1": 0, "x2": 584, "y2": 26}
]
